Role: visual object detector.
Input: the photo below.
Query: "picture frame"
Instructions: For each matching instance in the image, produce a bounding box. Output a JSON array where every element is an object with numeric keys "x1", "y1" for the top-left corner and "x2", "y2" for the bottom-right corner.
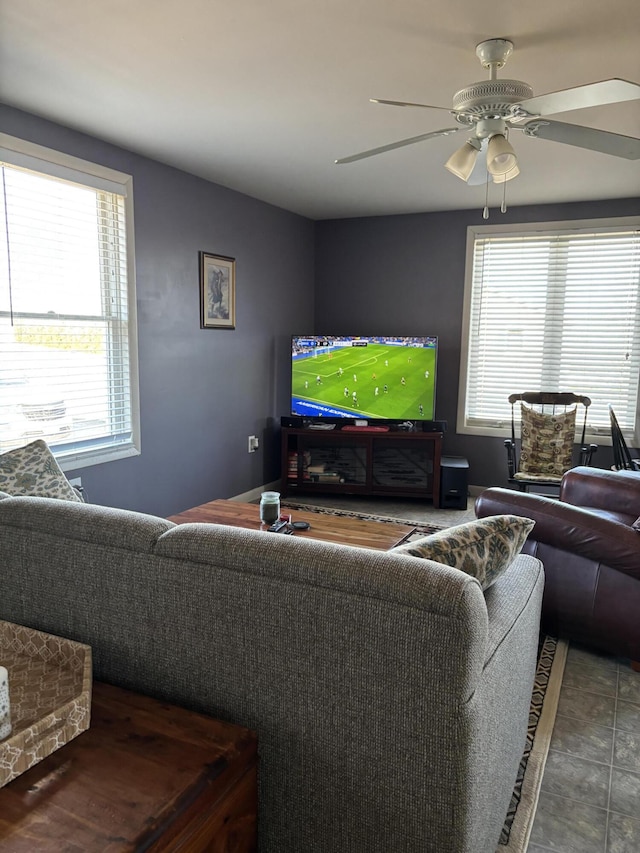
[{"x1": 199, "y1": 252, "x2": 236, "y2": 329}]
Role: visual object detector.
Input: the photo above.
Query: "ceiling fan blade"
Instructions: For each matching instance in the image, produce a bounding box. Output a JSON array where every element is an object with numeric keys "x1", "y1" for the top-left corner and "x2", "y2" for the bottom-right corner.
[
  {"x1": 370, "y1": 98, "x2": 451, "y2": 111},
  {"x1": 515, "y1": 79, "x2": 640, "y2": 118},
  {"x1": 335, "y1": 128, "x2": 460, "y2": 164},
  {"x1": 523, "y1": 119, "x2": 640, "y2": 159}
]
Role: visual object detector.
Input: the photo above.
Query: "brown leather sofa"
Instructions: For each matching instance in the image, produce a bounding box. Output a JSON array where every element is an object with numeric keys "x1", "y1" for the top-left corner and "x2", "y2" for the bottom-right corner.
[{"x1": 476, "y1": 466, "x2": 640, "y2": 665}]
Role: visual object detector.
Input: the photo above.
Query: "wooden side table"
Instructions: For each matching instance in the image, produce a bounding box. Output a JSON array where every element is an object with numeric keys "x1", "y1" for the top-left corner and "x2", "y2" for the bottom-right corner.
[{"x1": 0, "y1": 681, "x2": 258, "y2": 852}]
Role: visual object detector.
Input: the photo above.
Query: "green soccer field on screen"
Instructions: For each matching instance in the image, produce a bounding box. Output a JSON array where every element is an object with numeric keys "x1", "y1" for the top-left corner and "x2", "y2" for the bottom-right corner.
[{"x1": 291, "y1": 337, "x2": 437, "y2": 421}]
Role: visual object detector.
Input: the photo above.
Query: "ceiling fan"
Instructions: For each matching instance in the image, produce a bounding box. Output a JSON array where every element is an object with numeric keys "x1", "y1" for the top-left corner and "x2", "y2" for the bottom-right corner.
[{"x1": 335, "y1": 38, "x2": 640, "y2": 189}]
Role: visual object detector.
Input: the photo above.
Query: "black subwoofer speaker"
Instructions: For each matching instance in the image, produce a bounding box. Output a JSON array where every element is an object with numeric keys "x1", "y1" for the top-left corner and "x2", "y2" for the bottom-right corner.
[{"x1": 440, "y1": 456, "x2": 469, "y2": 510}]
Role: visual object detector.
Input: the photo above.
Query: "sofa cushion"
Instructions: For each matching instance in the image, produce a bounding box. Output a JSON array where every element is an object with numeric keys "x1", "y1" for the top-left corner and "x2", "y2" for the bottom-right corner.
[
  {"x1": 393, "y1": 515, "x2": 535, "y2": 590},
  {"x1": 0, "y1": 440, "x2": 81, "y2": 502},
  {"x1": 517, "y1": 403, "x2": 576, "y2": 477}
]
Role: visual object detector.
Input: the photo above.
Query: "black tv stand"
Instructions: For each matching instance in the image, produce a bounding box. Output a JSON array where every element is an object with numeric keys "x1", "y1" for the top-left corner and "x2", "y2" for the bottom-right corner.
[{"x1": 281, "y1": 426, "x2": 443, "y2": 505}]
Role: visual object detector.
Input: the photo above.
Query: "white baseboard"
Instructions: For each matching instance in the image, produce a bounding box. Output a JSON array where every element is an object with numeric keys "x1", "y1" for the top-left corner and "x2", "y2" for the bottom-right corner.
[{"x1": 231, "y1": 480, "x2": 282, "y2": 503}]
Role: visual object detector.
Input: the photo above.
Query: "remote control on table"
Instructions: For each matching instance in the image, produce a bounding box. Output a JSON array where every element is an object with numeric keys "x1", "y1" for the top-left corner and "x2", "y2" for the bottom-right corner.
[{"x1": 268, "y1": 519, "x2": 289, "y2": 533}]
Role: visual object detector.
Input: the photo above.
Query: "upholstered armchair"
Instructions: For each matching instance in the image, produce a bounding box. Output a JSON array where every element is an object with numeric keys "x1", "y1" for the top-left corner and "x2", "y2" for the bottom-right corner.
[{"x1": 476, "y1": 466, "x2": 640, "y2": 665}]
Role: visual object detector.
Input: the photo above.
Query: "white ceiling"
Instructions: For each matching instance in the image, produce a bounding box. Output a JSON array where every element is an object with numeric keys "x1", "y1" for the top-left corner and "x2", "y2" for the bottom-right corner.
[{"x1": 1, "y1": 0, "x2": 639, "y2": 220}]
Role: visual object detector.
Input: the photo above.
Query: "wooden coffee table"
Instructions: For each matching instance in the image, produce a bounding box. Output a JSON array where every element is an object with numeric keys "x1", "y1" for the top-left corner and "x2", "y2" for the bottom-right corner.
[
  {"x1": 0, "y1": 682, "x2": 257, "y2": 852},
  {"x1": 168, "y1": 499, "x2": 416, "y2": 550}
]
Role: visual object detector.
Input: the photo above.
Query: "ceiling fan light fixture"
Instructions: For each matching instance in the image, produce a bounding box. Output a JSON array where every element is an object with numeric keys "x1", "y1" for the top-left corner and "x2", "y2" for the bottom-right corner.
[
  {"x1": 492, "y1": 163, "x2": 520, "y2": 183},
  {"x1": 487, "y1": 134, "x2": 518, "y2": 175},
  {"x1": 444, "y1": 139, "x2": 481, "y2": 181}
]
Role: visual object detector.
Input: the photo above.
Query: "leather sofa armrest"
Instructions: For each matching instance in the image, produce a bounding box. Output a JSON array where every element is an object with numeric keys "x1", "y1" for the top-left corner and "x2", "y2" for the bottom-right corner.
[
  {"x1": 476, "y1": 487, "x2": 640, "y2": 580},
  {"x1": 560, "y1": 466, "x2": 640, "y2": 519}
]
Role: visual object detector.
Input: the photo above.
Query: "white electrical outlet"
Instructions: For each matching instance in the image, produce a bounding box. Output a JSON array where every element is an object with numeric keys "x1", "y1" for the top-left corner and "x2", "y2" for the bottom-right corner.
[
  {"x1": 69, "y1": 477, "x2": 82, "y2": 488},
  {"x1": 248, "y1": 435, "x2": 259, "y2": 453}
]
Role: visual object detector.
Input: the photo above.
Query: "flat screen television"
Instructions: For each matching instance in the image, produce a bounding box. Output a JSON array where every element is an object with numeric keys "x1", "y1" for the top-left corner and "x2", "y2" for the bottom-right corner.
[{"x1": 291, "y1": 335, "x2": 437, "y2": 421}]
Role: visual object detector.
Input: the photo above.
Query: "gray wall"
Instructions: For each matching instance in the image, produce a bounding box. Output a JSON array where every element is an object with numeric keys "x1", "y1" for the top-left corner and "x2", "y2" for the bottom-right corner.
[
  {"x1": 315, "y1": 197, "x2": 640, "y2": 487},
  {"x1": 1, "y1": 104, "x2": 315, "y2": 516}
]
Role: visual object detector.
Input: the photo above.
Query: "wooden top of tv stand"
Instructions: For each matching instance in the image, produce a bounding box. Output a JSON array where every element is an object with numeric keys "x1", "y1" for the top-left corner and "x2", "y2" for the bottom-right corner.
[{"x1": 285, "y1": 427, "x2": 443, "y2": 438}]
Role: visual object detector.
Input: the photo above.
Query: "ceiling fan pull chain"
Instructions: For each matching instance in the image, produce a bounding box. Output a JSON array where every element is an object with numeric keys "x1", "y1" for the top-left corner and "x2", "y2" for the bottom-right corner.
[
  {"x1": 501, "y1": 179, "x2": 508, "y2": 214},
  {"x1": 483, "y1": 171, "x2": 490, "y2": 219}
]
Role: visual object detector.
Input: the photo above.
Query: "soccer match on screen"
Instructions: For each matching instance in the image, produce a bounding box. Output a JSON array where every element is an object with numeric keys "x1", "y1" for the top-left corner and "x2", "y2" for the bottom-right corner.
[{"x1": 291, "y1": 335, "x2": 437, "y2": 421}]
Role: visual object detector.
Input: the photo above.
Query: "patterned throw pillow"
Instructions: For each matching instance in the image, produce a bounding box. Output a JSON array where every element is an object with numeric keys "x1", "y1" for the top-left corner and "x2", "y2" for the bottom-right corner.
[
  {"x1": 517, "y1": 403, "x2": 577, "y2": 477},
  {"x1": 393, "y1": 515, "x2": 535, "y2": 590},
  {"x1": 0, "y1": 440, "x2": 81, "y2": 502}
]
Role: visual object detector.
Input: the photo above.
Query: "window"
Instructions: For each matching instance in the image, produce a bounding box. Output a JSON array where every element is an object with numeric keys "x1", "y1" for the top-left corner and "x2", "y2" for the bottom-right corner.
[
  {"x1": 0, "y1": 134, "x2": 139, "y2": 469},
  {"x1": 458, "y1": 218, "x2": 640, "y2": 444}
]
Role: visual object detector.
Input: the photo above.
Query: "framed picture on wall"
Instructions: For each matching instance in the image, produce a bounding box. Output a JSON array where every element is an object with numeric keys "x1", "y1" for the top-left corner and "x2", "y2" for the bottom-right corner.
[{"x1": 199, "y1": 252, "x2": 236, "y2": 329}]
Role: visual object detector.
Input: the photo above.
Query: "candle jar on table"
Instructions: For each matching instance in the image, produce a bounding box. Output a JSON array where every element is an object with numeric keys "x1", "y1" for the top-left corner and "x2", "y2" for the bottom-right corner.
[{"x1": 259, "y1": 491, "x2": 280, "y2": 524}]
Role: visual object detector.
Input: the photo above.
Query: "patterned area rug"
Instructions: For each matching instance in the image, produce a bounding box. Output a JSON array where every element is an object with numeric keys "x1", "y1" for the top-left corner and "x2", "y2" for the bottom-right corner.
[
  {"x1": 286, "y1": 500, "x2": 567, "y2": 853},
  {"x1": 497, "y1": 635, "x2": 568, "y2": 853},
  {"x1": 281, "y1": 500, "x2": 444, "y2": 538}
]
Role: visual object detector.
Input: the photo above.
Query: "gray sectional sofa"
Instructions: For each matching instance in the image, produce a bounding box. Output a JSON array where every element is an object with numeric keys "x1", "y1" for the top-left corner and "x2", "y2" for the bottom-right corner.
[{"x1": 0, "y1": 493, "x2": 544, "y2": 853}]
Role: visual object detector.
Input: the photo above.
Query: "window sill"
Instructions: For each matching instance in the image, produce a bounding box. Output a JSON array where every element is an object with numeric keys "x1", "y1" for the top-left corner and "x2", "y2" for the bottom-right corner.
[{"x1": 56, "y1": 442, "x2": 140, "y2": 472}]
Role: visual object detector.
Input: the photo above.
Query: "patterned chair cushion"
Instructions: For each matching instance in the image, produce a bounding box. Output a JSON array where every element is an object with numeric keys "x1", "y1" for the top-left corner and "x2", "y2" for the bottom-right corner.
[
  {"x1": 0, "y1": 440, "x2": 81, "y2": 502},
  {"x1": 516, "y1": 403, "x2": 577, "y2": 479},
  {"x1": 393, "y1": 515, "x2": 535, "y2": 590}
]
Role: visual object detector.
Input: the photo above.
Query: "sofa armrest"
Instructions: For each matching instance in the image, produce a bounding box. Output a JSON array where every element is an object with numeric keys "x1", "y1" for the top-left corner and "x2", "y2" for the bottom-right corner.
[
  {"x1": 560, "y1": 466, "x2": 640, "y2": 521},
  {"x1": 476, "y1": 487, "x2": 640, "y2": 581}
]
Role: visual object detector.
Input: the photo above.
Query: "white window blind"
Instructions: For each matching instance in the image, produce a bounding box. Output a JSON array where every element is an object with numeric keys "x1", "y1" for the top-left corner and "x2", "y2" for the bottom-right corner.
[
  {"x1": 458, "y1": 219, "x2": 640, "y2": 442},
  {"x1": 0, "y1": 136, "x2": 139, "y2": 468}
]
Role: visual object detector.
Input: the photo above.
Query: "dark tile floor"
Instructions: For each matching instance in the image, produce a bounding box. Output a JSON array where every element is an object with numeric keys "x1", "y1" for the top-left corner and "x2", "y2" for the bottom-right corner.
[{"x1": 528, "y1": 644, "x2": 640, "y2": 853}]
